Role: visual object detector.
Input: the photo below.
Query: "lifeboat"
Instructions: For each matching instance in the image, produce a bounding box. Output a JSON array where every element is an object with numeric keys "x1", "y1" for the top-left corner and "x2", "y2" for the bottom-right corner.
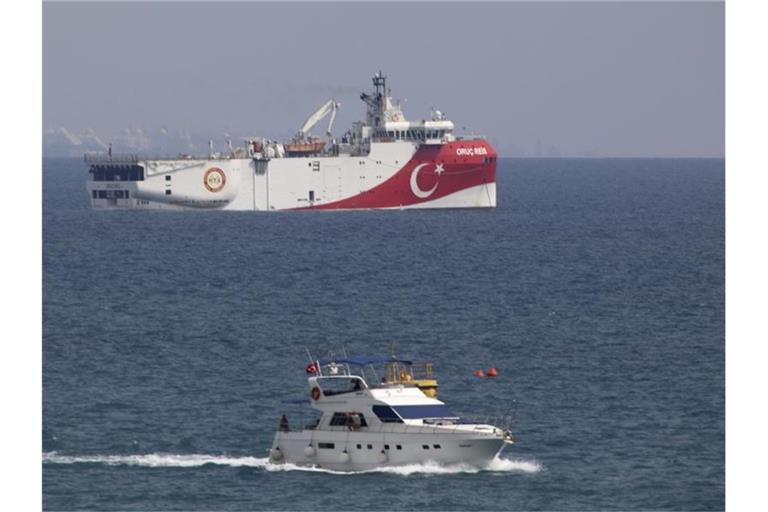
[{"x1": 284, "y1": 137, "x2": 326, "y2": 156}]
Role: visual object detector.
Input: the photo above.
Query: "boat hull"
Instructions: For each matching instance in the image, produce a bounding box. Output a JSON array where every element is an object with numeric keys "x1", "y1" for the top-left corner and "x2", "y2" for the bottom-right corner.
[
  {"x1": 269, "y1": 429, "x2": 506, "y2": 472},
  {"x1": 86, "y1": 140, "x2": 497, "y2": 211}
]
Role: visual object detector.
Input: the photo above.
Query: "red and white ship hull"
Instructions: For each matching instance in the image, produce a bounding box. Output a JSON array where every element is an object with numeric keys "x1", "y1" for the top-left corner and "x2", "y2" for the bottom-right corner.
[
  {"x1": 86, "y1": 72, "x2": 498, "y2": 211},
  {"x1": 87, "y1": 140, "x2": 497, "y2": 211}
]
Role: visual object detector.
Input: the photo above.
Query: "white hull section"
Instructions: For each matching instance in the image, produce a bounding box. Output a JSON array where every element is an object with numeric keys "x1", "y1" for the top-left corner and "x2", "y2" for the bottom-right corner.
[
  {"x1": 271, "y1": 428, "x2": 506, "y2": 472},
  {"x1": 88, "y1": 143, "x2": 418, "y2": 211}
]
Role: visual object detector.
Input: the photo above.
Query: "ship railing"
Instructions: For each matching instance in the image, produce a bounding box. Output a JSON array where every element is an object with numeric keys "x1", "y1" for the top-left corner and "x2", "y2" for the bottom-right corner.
[
  {"x1": 455, "y1": 414, "x2": 515, "y2": 431},
  {"x1": 454, "y1": 134, "x2": 487, "y2": 141},
  {"x1": 84, "y1": 152, "x2": 248, "y2": 164},
  {"x1": 84, "y1": 153, "x2": 142, "y2": 164},
  {"x1": 380, "y1": 415, "x2": 514, "y2": 436},
  {"x1": 408, "y1": 362, "x2": 434, "y2": 380}
]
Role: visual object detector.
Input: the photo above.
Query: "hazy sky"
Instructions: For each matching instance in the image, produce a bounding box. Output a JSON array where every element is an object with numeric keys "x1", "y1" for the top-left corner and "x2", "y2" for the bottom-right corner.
[{"x1": 43, "y1": 1, "x2": 724, "y2": 157}]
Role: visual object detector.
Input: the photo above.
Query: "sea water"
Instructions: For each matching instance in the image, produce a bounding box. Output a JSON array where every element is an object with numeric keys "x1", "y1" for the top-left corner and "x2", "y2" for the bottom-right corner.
[{"x1": 42, "y1": 157, "x2": 724, "y2": 510}]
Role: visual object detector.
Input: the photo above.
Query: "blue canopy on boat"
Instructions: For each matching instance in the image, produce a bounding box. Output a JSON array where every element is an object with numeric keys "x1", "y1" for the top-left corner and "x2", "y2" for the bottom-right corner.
[{"x1": 317, "y1": 356, "x2": 412, "y2": 366}]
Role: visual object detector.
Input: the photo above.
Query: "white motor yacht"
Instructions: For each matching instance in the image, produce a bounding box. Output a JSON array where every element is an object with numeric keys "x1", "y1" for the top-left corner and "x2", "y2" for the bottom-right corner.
[{"x1": 268, "y1": 355, "x2": 514, "y2": 471}]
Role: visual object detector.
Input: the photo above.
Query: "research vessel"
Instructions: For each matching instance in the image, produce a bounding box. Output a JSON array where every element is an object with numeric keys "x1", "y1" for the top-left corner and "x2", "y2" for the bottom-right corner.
[
  {"x1": 269, "y1": 355, "x2": 514, "y2": 471},
  {"x1": 86, "y1": 72, "x2": 497, "y2": 211}
]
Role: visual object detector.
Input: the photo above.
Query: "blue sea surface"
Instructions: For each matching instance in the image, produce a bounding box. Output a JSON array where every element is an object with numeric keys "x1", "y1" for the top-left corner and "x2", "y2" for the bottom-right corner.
[{"x1": 42, "y1": 157, "x2": 724, "y2": 510}]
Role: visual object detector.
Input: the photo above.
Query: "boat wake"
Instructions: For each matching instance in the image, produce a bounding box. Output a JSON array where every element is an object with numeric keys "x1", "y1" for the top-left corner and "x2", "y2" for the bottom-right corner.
[
  {"x1": 360, "y1": 457, "x2": 541, "y2": 475},
  {"x1": 42, "y1": 452, "x2": 541, "y2": 475}
]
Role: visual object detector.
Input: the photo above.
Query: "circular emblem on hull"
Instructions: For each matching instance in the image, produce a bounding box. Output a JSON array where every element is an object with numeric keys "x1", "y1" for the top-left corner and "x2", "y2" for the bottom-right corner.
[{"x1": 203, "y1": 167, "x2": 226, "y2": 192}]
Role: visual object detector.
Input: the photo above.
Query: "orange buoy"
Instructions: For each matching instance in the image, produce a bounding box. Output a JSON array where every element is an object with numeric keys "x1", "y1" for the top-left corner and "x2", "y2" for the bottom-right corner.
[
  {"x1": 487, "y1": 367, "x2": 498, "y2": 377},
  {"x1": 474, "y1": 369, "x2": 485, "y2": 377}
]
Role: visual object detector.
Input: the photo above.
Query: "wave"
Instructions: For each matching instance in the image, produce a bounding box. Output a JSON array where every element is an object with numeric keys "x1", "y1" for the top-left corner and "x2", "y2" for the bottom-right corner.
[
  {"x1": 42, "y1": 452, "x2": 541, "y2": 475},
  {"x1": 368, "y1": 458, "x2": 541, "y2": 475},
  {"x1": 42, "y1": 452, "x2": 270, "y2": 468}
]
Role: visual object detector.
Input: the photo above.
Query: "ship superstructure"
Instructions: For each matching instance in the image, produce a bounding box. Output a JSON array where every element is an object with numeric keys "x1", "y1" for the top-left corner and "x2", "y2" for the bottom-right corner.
[{"x1": 86, "y1": 72, "x2": 497, "y2": 211}]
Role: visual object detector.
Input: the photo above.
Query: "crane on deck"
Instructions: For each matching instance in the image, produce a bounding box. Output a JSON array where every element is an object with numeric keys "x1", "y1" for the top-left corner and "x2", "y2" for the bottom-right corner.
[
  {"x1": 284, "y1": 99, "x2": 340, "y2": 156},
  {"x1": 297, "y1": 99, "x2": 340, "y2": 140}
]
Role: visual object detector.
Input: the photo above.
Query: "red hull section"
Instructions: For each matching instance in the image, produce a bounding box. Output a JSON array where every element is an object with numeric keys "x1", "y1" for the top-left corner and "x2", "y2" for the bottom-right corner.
[{"x1": 300, "y1": 140, "x2": 497, "y2": 210}]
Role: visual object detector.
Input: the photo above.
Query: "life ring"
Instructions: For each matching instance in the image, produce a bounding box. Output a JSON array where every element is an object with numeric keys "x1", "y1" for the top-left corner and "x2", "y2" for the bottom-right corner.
[{"x1": 311, "y1": 387, "x2": 321, "y2": 401}]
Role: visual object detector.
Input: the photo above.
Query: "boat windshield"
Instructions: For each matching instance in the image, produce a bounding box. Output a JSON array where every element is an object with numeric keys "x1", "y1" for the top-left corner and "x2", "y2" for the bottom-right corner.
[
  {"x1": 316, "y1": 376, "x2": 366, "y2": 396},
  {"x1": 391, "y1": 404, "x2": 458, "y2": 420}
]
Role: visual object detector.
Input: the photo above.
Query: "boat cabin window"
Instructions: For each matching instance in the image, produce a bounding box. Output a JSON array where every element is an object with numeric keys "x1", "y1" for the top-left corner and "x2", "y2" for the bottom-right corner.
[
  {"x1": 318, "y1": 443, "x2": 335, "y2": 449},
  {"x1": 372, "y1": 405, "x2": 404, "y2": 423},
  {"x1": 89, "y1": 165, "x2": 144, "y2": 182},
  {"x1": 93, "y1": 190, "x2": 129, "y2": 200},
  {"x1": 329, "y1": 412, "x2": 368, "y2": 428},
  {"x1": 318, "y1": 376, "x2": 366, "y2": 396},
  {"x1": 391, "y1": 404, "x2": 458, "y2": 420}
]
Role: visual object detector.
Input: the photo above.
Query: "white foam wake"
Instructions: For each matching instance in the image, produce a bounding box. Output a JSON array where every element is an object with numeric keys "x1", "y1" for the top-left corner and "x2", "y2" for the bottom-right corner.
[
  {"x1": 42, "y1": 452, "x2": 541, "y2": 475},
  {"x1": 42, "y1": 452, "x2": 271, "y2": 468},
  {"x1": 372, "y1": 457, "x2": 542, "y2": 475}
]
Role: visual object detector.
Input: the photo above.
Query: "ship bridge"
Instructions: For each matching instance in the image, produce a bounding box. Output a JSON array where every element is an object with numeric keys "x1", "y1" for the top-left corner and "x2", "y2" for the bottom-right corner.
[
  {"x1": 308, "y1": 355, "x2": 439, "y2": 398},
  {"x1": 352, "y1": 71, "x2": 458, "y2": 146},
  {"x1": 304, "y1": 354, "x2": 458, "y2": 429}
]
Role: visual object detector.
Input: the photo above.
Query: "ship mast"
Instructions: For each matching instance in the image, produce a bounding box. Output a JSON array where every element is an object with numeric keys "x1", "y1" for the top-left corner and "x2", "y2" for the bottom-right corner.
[
  {"x1": 361, "y1": 70, "x2": 388, "y2": 128},
  {"x1": 375, "y1": 71, "x2": 388, "y2": 127}
]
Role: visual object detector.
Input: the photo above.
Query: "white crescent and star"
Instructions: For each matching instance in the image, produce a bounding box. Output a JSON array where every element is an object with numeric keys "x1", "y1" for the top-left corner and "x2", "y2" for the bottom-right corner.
[{"x1": 410, "y1": 162, "x2": 444, "y2": 199}]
